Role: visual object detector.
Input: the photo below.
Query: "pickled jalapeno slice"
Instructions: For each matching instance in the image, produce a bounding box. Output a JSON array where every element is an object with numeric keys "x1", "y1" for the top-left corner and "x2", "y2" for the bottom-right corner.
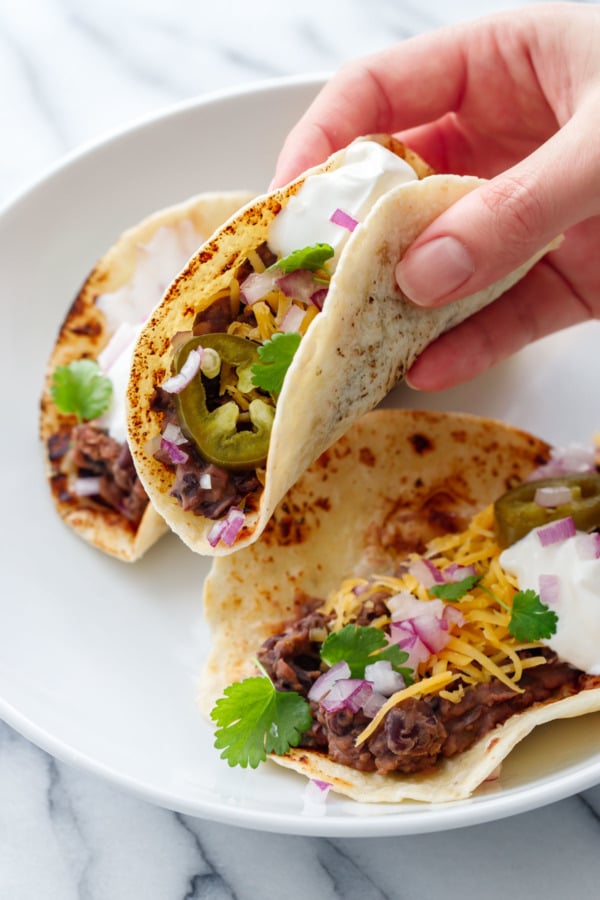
[
  {"x1": 494, "y1": 472, "x2": 600, "y2": 547},
  {"x1": 172, "y1": 334, "x2": 275, "y2": 470}
]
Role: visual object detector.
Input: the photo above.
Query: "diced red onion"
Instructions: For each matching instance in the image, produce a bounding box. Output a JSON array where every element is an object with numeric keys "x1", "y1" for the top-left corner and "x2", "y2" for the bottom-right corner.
[
  {"x1": 409, "y1": 557, "x2": 444, "y2": 588},
  {"x1": 280, "y1": 303, "x2": 306, "y2": 333},
  {"x1": 301, "y1": 778, "x2": 331, "y2": 815},
  {"x1": 207, "y1": 507, "x2": 245, "y2": 548},
  {"x1": 411, "y1": 613, "x2": 451, "y2": 654},
  {"x1": 389, "y1": 620, "x2": 431, "y2": 670},
  {"x1": 330, "y1": 207, "x2": 359, "y2": 232},
  {"x1": 199, "y1": 473, "x2": 212, "y2": 490},
  {"x1": 388, "y1": 590, "x2": 445, "y2": 622},
  {"x1": 320, "y1": 679, "x2": 373, "y2": 714},
  {"x1": 312, "y1": 779, "x2": 332, "y2": 792},
  {"x1": 364, "y1": 659, "x2": 405, "y2": 696},
  {"x1": 534, "y1": 485, "x2": 574, "y2": 508},
  {"x1": 537, "y1": 516, "x2": 576, "y2": 547},
  {"x1": 351, "y1": 582, "x2": 370, "y2": 596},
  {"x1": 575, "y1": 532, "x2": 600, "y2": 561},
  {"x1": 162, "y1": 422, "x2": 187, "y2": 445},
  {"x1": 527, "y1": 444, "x2": 596, "y2": 480},
  {"x1": 361, "y1": 690, "x2": 388, "y2": 719},
  {"x1": 308, "y1": 660, "x2": 351, "y2": 702},
  {"x1": 72, "y1": 476, "x2": 102, "y2": 497},
  {"x1": 161, "y1": 348, "x2": 202, "y2": 393},
  {"x1": 240, "y1": 270, "x2": 278, "y2": 305},
  {"x1": 160, "y1": 438, "x2": 189, "y2": 465},
  {"x1": 170, "y1": 330, "x2": 194, "y2": 351},
  {"x1": 220, "y1": 507, "x2": 245, "y2": 546},
  {"x1": 443, "y1": 604, "x2": 465, "y2": 629},
  {"x1": 276, "y1": 269, "x2": 321, "y2": 305},
  {"x1": 443, "y1": 563, "x2": 476, "y2": 583},
  {"x1": 310, "y1": 288, "x2": 328, "y2": 310},
  {"x1": 539, "y1": 573, "x2": 561, "y2": 608}
]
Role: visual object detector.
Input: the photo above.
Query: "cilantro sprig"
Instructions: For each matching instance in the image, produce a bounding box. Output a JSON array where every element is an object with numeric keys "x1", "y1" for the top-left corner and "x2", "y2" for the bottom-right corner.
[
  {"x1": 508, "y1": 590, "x2": 559, "y2": 642},
  {"x1": 429, "y1": 575, "x2": 481, "y2": 602},
  {"x1": 320, "y1": 624, "x2": 413, "y2": 683},
  {"x1": 430, "y1": 574, "x2": 557, "y2": 642},
  {"x1": 211, "y1": 625, "x2": 414, "y2": 767},
  {"x1": 270, "y1": 243, "x2": 334, "y2": 274},
  {"x1": 50, "y1": 359, "x2": 112, "y2": 423},
  {"x1": 250, "y1": 332, "x2": 301, "y2": 394},
  {"x1": 210, "y1": 667, "x2": 312, "y2": 768}
]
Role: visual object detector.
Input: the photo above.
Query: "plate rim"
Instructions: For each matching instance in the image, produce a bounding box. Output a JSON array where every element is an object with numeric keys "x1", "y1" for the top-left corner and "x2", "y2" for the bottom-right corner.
[{"x1": 3, "y1": 73, "x2": 600, "y2": 837}]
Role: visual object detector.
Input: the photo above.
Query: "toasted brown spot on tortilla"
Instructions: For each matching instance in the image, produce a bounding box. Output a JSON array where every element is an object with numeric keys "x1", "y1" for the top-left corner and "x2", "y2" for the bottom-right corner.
[
  {"x1": 359, "y1": 447, "x2": 376, "y2": 467},
  {"x1": 409, "y1": 432, "x2": 433, "y2": 455}
]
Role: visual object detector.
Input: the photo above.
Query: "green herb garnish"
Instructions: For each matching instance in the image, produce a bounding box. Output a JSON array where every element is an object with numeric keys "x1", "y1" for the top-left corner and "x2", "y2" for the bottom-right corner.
[
  {"x1": 250, "y1": 332, "x2": 301, "y2": 394},
  {"x1": 508, "y1": 589, "x2": 559, "y2": 642},
  {"x1": 320, "y1": 623, "x2": 413, "y2": 683},
  {"x1": 429, "y1": 575, "x2": 481, "y2": 602},
  {"x1": 210, "y1": 668, "x2": 312, "y2": 768},
  {"x1": 430, "y1": 573, "x2": 557, "y2": 642},
  {"x1": 50, "y1": 359, "x2": 112, "y2": 423},
  {"x1": 270, "y1": 242, "x2": 334, "y2": 274}
]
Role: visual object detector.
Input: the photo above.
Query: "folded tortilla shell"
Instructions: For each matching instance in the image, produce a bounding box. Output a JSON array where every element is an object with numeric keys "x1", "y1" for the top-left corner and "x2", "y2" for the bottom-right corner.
[
  {"x1": 127, "y1": 137, "x2": 560, "y2": 556},
  {"x1": 200, "y1": 409, "x2": 600, "y2": 802},
  {"x1": 40, "y1": 191, "x2": 254, "y2": 561}
]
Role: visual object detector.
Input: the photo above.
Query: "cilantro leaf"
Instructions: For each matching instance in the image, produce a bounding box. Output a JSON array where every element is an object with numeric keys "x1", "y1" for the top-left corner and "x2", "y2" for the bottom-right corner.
[
  {"x1": 509, "y1": 589, "x2": 558, "y2": 642},
  {"x1": 50, "y1": 359, "x2": 112, "y2": 423},
  {"x1": 250, "y1": 332, "x2": 301, "y2": 394},
  {"x1": 429, "y1": 575, "x2": 481, "y2": 602},
  {"x1": 320, "y1": 624, "x2": 412, "y2": 682},
  {"x1": 210, "y1": 675, "x2": 312, "y2": 768},
  {"x1": 270, "y1": 243, "x2": 334, "y2": 274}
]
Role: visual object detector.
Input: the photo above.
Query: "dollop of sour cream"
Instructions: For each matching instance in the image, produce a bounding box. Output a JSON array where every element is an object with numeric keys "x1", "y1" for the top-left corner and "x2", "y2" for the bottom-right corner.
[
  {"x1": 268, "y1": 140, "x2": 418, "y2": 265},
  {"x1": 93, "y1": 221, "x2": 203, "y2": 442},
  {"x1": 500, "y1": 528, "x2": 600, "y2": 674}
]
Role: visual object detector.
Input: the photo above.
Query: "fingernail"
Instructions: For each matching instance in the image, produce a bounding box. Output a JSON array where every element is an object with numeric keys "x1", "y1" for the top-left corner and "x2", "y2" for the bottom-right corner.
[{"x1": 396, "y1": 236, "x2": 474, "y2": 305}]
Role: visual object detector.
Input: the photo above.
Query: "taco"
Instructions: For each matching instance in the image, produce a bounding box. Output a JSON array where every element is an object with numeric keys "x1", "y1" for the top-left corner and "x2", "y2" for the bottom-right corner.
[
  {"x1": 126, "y1": 136, "x2": 561, "y2": 556},
  {"x1": 40, "y1": 190, "x2": 254, "y2": 561},
  {"x1": 202, "y1": 409, "x2": 600, "y2": 803}
]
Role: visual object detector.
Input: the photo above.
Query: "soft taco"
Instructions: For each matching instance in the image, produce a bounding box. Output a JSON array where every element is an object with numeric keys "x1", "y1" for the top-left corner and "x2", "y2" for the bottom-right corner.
[
  {"x1": 126, "y1": 136, "x2": 560, "y2": 556},
  {"x1": 40, "y1": 190, "x2": 254, "y2": 561},
  {"x1": 202, "y1": 409, "x2": 600, "y2": 803}
]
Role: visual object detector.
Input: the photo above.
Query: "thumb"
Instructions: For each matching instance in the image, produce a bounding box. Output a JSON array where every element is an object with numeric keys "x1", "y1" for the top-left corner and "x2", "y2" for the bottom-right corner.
[{"x1": 395, "y1": 113, "x2": 600, "y2": 306}]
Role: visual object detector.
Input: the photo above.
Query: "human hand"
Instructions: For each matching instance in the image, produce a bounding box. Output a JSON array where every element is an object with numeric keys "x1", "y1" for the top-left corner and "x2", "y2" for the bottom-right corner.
[{"x1": 272, "y1": 3, "x2": 600, "y2": 390}]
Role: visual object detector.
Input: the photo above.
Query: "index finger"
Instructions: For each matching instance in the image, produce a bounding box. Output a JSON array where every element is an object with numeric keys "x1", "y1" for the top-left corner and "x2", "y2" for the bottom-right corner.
[{"x1": 271, "y1": 24, "x2": 468, "y2": 186}]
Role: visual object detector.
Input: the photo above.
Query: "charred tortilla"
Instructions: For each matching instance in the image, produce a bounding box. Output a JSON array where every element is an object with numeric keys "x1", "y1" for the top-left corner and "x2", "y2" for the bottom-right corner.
[
  {"x1": 201, "y1": 409, "x2": 600, "y2": 803},
  {"x1": 127, "y1": 136, "x2": 560, "y2": 557},
  {"x1": 40, "y1": 191, "x2": 253, "y2": 561}
]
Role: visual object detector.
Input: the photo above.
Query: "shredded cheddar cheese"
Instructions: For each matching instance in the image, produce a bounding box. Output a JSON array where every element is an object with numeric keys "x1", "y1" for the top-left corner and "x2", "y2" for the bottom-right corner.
[{"x1": 322, "y1": 504, "x2": 547, "y2": 706}]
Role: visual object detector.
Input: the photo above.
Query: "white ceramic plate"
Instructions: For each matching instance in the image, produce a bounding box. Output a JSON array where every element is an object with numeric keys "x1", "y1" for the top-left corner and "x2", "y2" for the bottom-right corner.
[{"x1": 1, "y1": 76, "x2": 600, "y2": 837}]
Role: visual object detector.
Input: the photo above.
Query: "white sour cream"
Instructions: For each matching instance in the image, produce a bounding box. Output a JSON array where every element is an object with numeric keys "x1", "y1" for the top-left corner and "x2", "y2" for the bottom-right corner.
[
  {"x1": 500, "y1": 528, "x2": 600, "y2": 674},
  {"x1": 268, "y1": 140, "x2": 418, "y2": 266},
  {"x1": 93, "y1": 221, "x2": 203, "y2": 442}
]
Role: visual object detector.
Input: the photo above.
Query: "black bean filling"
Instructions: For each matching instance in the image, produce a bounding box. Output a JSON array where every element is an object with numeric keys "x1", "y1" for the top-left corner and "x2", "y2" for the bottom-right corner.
[{"x1": 257, "y1": 596, "x2": 585, "y2": 775}]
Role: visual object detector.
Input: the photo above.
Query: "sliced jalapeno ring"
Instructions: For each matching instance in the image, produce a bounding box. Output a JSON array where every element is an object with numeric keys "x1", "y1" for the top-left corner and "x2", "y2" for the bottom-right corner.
[
  {"x1": 494, "y1": 472, "x2": 600, "y2": 548},
  {"x1": 172, "y1": 334, "x2": 274, "y2": 470}
]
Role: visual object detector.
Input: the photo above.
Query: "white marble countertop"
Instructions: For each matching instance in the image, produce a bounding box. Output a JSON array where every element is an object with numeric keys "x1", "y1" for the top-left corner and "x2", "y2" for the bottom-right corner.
[{"x1": 3, "y1": 1, "x2": 600, "y2": 897}]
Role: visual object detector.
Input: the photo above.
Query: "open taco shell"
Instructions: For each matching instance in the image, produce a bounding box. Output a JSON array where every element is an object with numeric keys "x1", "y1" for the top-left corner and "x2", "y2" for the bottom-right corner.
[
  {"x1": 40, "y1": 190, "x2": 254, "y2": 561},
  {"x1": 200, "y1": 409, "x2": 600, "y2": 803},
  {"x1": 126, "y1": 136, "x2": 560, "y2": 556}
]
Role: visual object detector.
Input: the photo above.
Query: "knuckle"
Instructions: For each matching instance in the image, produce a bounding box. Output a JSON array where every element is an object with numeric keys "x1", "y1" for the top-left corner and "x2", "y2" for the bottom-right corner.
[{"x1": 479, "y1": 173, "x2": 547, "y2": 252}]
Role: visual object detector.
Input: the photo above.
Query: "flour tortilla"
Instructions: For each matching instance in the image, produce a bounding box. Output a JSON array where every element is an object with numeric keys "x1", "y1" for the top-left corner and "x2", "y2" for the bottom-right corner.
[
  {"x1": 127, "y1": 136, "x2": 560, "y2": 556},
  {"x1": 200, "y1": 409, "x2": 600, "y2": 803},
  {"x1": 40, "y1": 191, "x2": 254, "y2": 561}
]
